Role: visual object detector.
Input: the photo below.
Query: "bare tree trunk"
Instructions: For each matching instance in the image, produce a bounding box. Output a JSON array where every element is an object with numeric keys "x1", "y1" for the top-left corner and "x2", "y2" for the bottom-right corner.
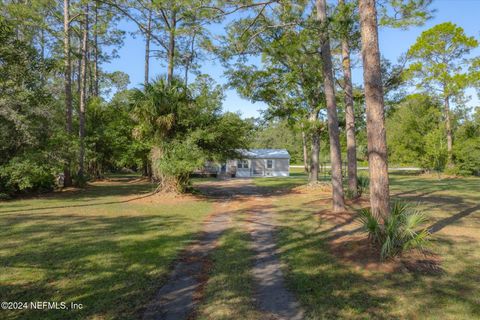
[
  {"x1": 77, "y1": 38, "x2": 82, "y2": 95},
  {"x1": 301, "y1": 123, "x2": 309, "y2": 173},
  {"x1": 309, "y1": 112, "x2": 319, "y2": 182},
  {"x1": 444, "y1": 95, "x2": 453, "y2": 166},
  {"x1": 63, "y1": 0, "x2": 73, "y2": 187},
  {"x1": 339, "y1": 0, "x2": 358, "y2": 197},
  {"x1": 316, "y1": 0, "x2": 346, "y2": 212},
  {"x1": 93, "y1": 0, "x2": 99, "y2": 96},
  {"x1": 78, "y1": 3, "x2": 89, "y2": 183},
  {"x1": 310, "y1": 131, "x2": 320, "y2": 182},
  {"x1": 184, "y1": 33, "x2": 196, "y2": 86},
  {"x1": 88, "y1": 47, "x2": 94, "y2": 96},
  {"x1": 359, "y1": 0, "x2": 390, "y2": 219},
  {"x1": 144, "y1": 8, "x2": 152, "y2": 86},
  {"x1": 167, "y1": 13, "x2": 176, "y2": 84}
]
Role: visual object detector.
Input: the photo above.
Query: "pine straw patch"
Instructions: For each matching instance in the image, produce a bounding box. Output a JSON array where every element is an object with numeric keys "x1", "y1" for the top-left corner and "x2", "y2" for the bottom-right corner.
[
  {"x1": 129, "y1": 191, "x2": 200, "y2": 205},
  {"x1": 329, "y1": 234, "x2": 442, "y2": 274},
  {"x1": 310, "y1": 199, "x2": 444, "y2": 275},
  {"x1": 300, "y1": 181, "x2": 333, "y2": 192}
]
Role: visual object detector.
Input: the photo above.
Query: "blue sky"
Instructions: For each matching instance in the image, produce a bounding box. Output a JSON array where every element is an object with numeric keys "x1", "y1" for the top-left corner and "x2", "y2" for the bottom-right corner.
[{"x1": 104, "y1": 0, "x2": 480, "y2": 118}]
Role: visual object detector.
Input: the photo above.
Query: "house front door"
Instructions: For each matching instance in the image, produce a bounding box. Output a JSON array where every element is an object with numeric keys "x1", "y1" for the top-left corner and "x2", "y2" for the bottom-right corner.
[{"x1": 251, "y1": 159, "x2": 265, "y2": 177}]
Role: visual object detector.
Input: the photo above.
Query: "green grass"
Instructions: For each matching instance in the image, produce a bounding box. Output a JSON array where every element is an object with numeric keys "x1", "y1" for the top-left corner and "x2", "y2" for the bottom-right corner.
[
  {"x1": 0, "y1": 175, "x2": 212, "y2": 320},
  {"x1": 197, "y1": 214, "x2": 260, "y2": 320},
  {"x1": 271, "y1": 172, "x2": 480, "y2": 319},
  {"x1": 2, "y1": 172, "x2": 479, "y2": 319},
  {"x1": 254, "y1": 167, "x2": 312, "y2": 191}
]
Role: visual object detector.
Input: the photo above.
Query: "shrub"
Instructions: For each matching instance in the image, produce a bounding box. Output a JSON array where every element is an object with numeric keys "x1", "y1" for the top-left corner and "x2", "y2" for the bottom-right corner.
[
  {"x1": 357, "y1": 175, "x2": 370, "y2": 196},
  {"x1": 345, "y1": 189, "x2": 356, "y2": 200},
  {"x1": 0, "y1": 156, "x2": 57, "y2": 195},
  {"x1": 358, "y1": 201, "x2": 431, "y2": 259},
  {"x1": 0, "y1": 193, "x2": 11, "y2": 200}
]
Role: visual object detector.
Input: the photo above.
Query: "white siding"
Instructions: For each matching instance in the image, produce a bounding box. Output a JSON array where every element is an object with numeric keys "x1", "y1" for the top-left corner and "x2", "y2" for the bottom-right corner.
[{"x1": 227, "y1": 157, "x2": 289, "y2": 177}]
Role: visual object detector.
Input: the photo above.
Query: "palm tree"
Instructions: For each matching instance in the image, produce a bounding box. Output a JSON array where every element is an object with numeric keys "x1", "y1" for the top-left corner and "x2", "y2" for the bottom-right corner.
[{"x1": 130, "y1": 78, "x2": 193, "y2": 191}]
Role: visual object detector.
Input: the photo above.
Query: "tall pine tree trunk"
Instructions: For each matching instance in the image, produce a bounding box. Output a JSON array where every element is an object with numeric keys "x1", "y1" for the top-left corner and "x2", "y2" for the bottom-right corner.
[
  {"x1": 63, "y1": 0, "x2": 73, "y2": 187},
  {"x1": 184, "y1": 33, "x2": 196, "y2": 86},
  {"x1": 301, "y1": 123, "x2": 309, "y2": 173},
  {"x1": 359, "y1": 0, "x2": 390, "y2": 218},
  {"x1": 339, "y1": 0, "x2": 358, "y2": 197},
  {"x1": 78, "y1": 3, "x2": 89, "y2": 183},
  {"x1": 144, "y1": 8, "x2": 152, "y2": 86},
  {"x1": 167, "y1": 13, "x2": 176, "y2": 84},
  {"x1": 309, "y1": 111, "x2": 320, "y2": 182},
  {"x1": 93, "y1": 1, "x2": 99, "y2": 97},
  {"x1": 316, "y1": 0, "x2": 345, "y2": 212},
  {"x1": 310, "y1": 133, "x2": 320, "y2": 182}
]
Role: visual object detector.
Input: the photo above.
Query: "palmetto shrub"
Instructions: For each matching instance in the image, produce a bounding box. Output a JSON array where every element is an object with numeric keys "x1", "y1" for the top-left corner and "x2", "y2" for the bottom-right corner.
[
  {"x1": 358, "y1": 201, "x2": 431, "y2": 259},
  {"x1": 357, "y1": 175, "x2": 370, "y2": 196}
]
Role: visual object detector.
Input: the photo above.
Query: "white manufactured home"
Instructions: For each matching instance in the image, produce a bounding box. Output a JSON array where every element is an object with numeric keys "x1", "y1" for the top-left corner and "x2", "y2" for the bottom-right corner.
[{"x1": 226, "y1": 149, "x2": 290, "y2": 178}]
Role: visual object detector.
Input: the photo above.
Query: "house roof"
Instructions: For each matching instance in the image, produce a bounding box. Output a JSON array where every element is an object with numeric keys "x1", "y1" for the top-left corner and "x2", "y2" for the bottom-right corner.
[{"x1": 237, "y1": 149, "x2": 290, "y2": 159}]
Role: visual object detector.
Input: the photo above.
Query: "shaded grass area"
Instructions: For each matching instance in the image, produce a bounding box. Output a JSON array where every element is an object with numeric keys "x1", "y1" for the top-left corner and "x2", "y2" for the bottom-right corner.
[
  {"x1": 196, "y1": 214, "x2": 261, "y2": 320},
  {"x1": 272, "y1": 173, "x2": 480, "y2": 319},
  {"x1": 0, "y1": 175, "x2": 212, "y2": 320}
]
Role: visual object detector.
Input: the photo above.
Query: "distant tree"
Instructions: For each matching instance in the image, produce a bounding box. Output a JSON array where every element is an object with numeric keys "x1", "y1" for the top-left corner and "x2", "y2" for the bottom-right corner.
[
  {"x1": 378, "y1": 0, "x2": 433, "y2": 28},
  {"x1": 252, "y1": 120, "x2": 304, "y2": 164},
  {"x1": 406, "y1": 22, "x2": 479, "y2": 166},
  {"x1": 452, "y1": 107, "x2": 480, "y2": 176},
  {"x1": 316, "y1": 0, "x2": 345, "y2": 211},
  {"x1": 335, "y1": 0, "x2": 360, "y2": 198},
  {"x1": 387, "y1": 94, "x2": 446, "y2": 170}
]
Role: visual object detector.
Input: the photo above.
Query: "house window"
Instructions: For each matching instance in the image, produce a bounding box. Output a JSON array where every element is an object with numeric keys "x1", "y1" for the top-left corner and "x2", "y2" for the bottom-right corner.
[
  {"x1": 266, "y1": 159, "x2": 274, "y2": 169},
  {"x1": 237, "y1": 160, "x2": 249, "y2": 169}
]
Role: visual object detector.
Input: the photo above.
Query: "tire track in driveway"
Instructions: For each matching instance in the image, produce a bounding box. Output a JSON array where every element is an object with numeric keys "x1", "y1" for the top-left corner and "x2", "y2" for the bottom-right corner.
[
  {"x1": 143, "y1": 204, "x2": 232, "y2": 320},
  {"x1": 248, "y1": 197, "x2": 305, "y2": 320}
]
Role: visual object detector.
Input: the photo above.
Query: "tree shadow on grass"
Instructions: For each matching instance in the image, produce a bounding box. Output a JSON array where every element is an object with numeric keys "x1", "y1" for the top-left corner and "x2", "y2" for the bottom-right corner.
[
  {"x1": 275, "y1": 222, "x2": 395, "y2": 319},
  {"x1": 194, "y1": 178, "x2": 305, "y2": 201},
  {"x1": 0, "y1": 182, "x2": 157, "y2": 214},
  {"x1": 272, "y1": 195, "x2": 480, "y2": 319},
  {"x1": 0, "y1": 212, "x2": 203, "y2": 320},
  {"x1": 428, "y1": 204, "x2": 480, "y2": 234}
]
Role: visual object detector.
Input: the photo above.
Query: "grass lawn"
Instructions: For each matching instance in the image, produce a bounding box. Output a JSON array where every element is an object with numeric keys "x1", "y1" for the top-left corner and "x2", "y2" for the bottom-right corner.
[
  {"x1": 0, "y1": 175, "x2": 213, "y2": 320},
  {"x1": 2, "y1": 171, "x2": 479, "y2": 319},
  {"x1": 269, "y1": 171, "x2": 480, "y2": 319}
]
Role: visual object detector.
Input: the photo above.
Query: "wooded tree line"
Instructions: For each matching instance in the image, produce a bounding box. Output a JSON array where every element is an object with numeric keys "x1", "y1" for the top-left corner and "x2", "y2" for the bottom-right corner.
[{"x1": 1, "y1": 0, "x2": 479, "y2": 219}]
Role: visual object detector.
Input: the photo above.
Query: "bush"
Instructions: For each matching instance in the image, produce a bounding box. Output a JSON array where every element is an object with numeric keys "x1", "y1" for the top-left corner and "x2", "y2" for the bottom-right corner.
[
  {"x1": 358, "y1": 201, "x2": 431, "y2": 259},
  {"x1": 345, "y1": 189, "x2": 356, "y2": 200},
  {"x1": 357, "y1": 175, "x2": 370, "y2": 196},
  {"x1": 0, "y1": 193, "x2": 11, "y2": 200},
  {"x1": 0, "y1": 156, "x2": 57, "y2": 195}
]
